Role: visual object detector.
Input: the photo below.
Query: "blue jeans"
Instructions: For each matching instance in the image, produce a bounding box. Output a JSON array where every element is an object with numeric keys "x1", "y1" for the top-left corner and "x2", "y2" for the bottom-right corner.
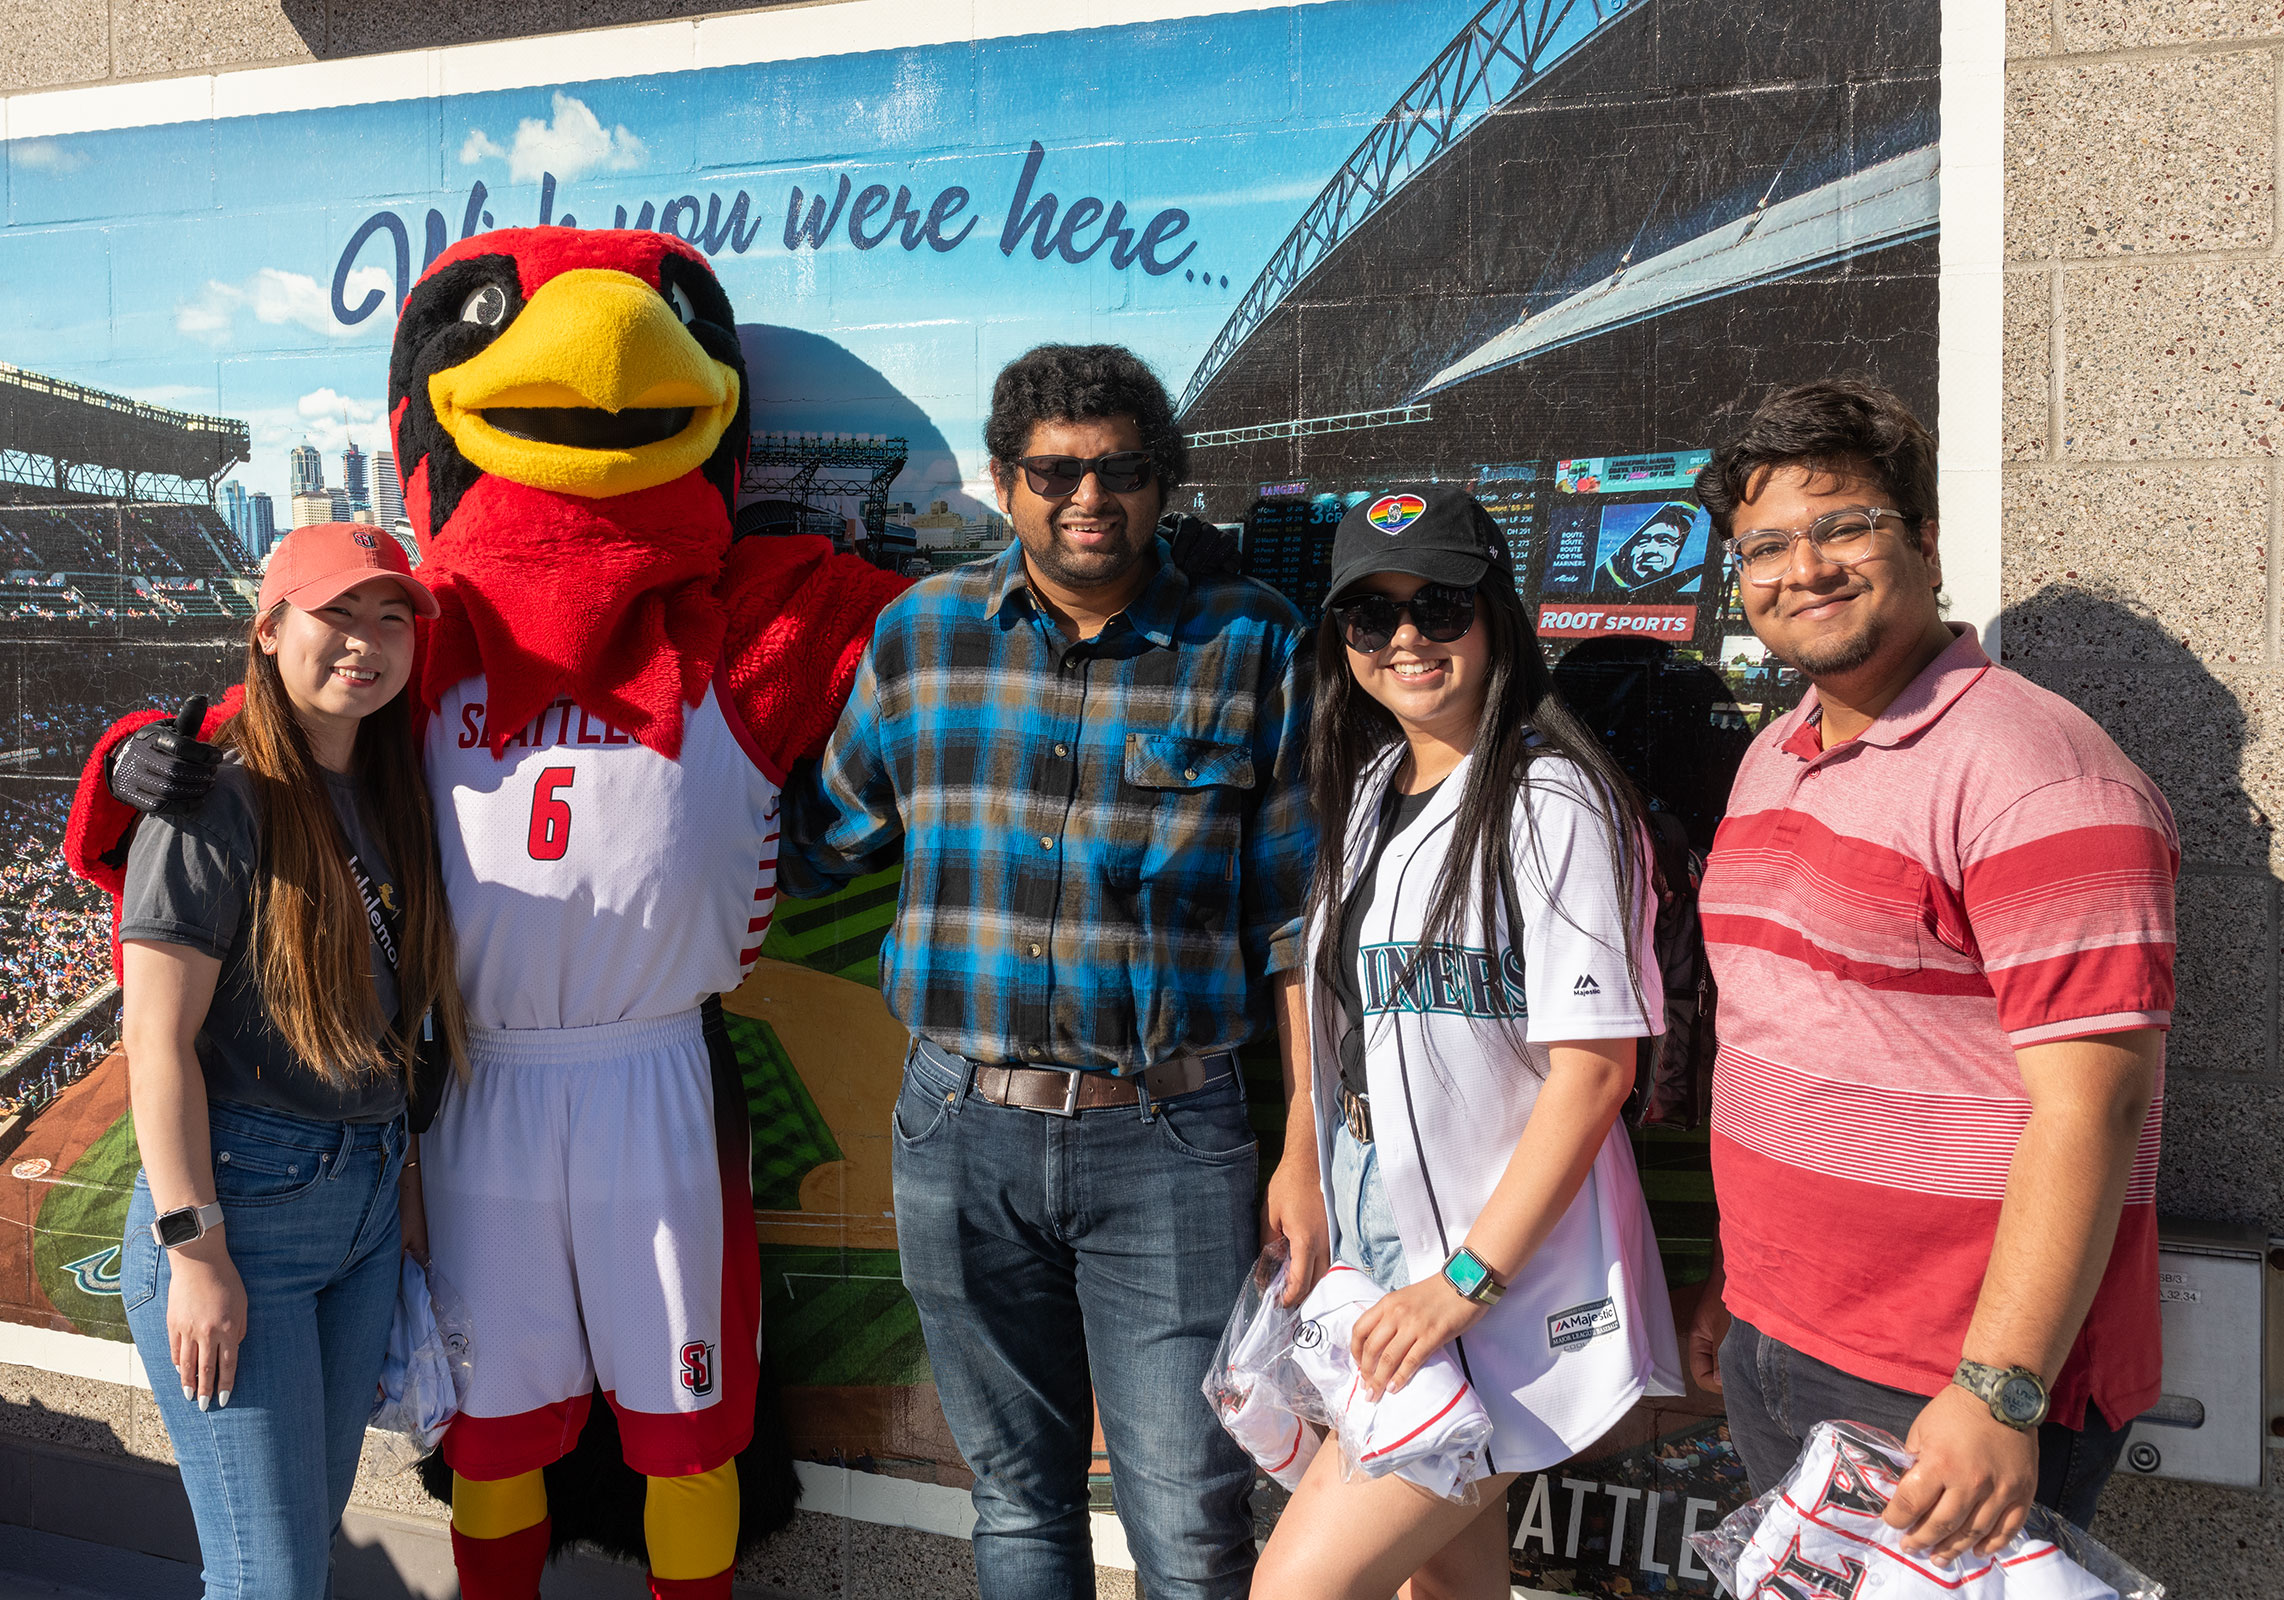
[
  {"x1": 122, "y1": 1100, "x2": 407, "y2": 1600},
  {"x1": 1719, "y1": 1317, "x2": 2133, "y2": 1527},
  {"x1": 892, "y1": 1038, "x2": 1260, "y2": 1600},
  {"x1": 1327, "y1": 1122, "x2": 1407, "y2": 1293}
]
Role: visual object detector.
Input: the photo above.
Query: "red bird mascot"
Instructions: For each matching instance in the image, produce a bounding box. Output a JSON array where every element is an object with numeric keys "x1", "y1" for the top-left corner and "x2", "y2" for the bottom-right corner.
[{"x1": 68, "y1": 228, "x2": 907, "y2": 1599}]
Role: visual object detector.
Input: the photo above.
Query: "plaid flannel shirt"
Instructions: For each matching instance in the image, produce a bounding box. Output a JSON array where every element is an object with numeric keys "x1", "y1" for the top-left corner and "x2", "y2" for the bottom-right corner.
[{"x1": 781, "y1": 536, "x2": 1313, "y2": 1073}]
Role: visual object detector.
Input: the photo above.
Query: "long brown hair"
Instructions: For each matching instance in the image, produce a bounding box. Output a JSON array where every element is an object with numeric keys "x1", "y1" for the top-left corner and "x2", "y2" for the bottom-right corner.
[{"x1": 219, "y1": 608, "x2": 468, "y2": 1088}]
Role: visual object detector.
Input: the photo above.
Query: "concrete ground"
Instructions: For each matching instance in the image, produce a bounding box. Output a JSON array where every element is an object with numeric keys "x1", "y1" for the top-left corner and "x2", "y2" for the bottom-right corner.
[{"x1": 0, "y1": 1525, "x2": 200, "y2": 1600}]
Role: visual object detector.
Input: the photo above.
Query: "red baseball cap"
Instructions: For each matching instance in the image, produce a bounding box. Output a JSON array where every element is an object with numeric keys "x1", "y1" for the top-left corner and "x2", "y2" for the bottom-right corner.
[{"x1": 258, "y1": 523, "x2": 440, "y2": 620}]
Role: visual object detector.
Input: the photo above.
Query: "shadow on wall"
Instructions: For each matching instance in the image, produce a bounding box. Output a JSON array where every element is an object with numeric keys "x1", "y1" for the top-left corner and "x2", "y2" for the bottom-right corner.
[
  {"x1": 735, "y1": 324, "x2": 992, "y2": 526},
  {"x1": 277, "y1": 1, "x2": 763, "y2": 60}
]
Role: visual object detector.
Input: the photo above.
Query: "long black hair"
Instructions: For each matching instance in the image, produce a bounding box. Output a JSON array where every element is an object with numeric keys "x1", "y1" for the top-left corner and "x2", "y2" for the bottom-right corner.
[{"x1": 1305, "y1": 556, "x2": 1652, "y2": 1042}]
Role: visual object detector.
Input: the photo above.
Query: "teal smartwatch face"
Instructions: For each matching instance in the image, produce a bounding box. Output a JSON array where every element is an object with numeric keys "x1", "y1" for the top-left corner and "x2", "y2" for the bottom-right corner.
[{"x1": 1441, "y1": 1246, "x2": 1503, "y2": 1305}]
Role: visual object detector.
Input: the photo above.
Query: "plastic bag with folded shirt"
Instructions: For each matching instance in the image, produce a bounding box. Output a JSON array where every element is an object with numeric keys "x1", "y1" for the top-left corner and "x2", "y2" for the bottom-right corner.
[
  {"x1": 368, "y1": 1256, "x2": 476, "y2": 1472},
  {"x1": 1288, "y1": 1264, "x2": 1494, "y2": 1504},
  {"x1": 1202, "y1": 1239, "x2": 1325, "y2": 1489},
  {"x1": 1688, "y1": 1420, "x2": 2165, "y2": 1600}
]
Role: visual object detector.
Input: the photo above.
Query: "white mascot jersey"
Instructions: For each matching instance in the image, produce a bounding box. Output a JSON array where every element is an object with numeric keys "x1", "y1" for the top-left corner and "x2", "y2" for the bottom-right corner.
[
  {"x1": 426, "y1": 678, "x2": 781, "y2": 1030},
  {"x1": 1732, "y1": 1426, "x2": 2116, "y2": 1599}
]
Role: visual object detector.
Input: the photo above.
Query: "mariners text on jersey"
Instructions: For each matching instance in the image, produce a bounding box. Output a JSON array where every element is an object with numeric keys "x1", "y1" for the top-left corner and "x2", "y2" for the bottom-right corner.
[{"x1": 1356, "y1": 941, "x2": 1529, "y2": 1020}]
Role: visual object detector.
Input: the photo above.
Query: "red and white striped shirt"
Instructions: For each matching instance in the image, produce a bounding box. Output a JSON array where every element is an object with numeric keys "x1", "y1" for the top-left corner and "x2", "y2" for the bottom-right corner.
[{"x1": 1702, "y1": 625, "x2": 2177, "y2": 1430}]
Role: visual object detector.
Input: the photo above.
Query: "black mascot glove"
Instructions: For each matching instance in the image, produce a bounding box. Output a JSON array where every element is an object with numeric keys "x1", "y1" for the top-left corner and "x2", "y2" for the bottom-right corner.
[
  {"x1": 1163, "y1": 512, "x2": 1242, "y2": 579},
  {"x1": 109, "y1": 697, "x2": 221, "y2": 816}
]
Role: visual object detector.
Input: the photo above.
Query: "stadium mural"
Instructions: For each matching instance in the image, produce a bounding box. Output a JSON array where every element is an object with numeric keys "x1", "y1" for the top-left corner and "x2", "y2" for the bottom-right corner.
[{"x1": 0, "y1": 0, "x2": 1938, "y2": 1589}]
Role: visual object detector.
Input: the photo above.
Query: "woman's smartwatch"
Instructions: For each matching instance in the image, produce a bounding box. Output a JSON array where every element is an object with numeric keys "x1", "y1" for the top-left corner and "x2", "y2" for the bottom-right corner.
[
  {"x1": 1441, "y1": 1245, "x2": 1506, "y2": 1306},
  {"x1": 1951, "y1": 1359, "x2": 2050, "y2": 1430},
  {"x1": 151, "y1": 1202, "x2": 224, "y2": 1251}
]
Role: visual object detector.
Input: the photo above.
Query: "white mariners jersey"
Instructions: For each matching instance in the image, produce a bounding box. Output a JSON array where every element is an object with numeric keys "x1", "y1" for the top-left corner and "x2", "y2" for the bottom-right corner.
[
  {"x1": 1290, "y1": 1265, "x2": 1493, "y2": 1501},
  {"x1": 1304, "y1": 746, "x2": 1683, "y2": 1473},
  {"x1": 1732, "y1": 1426, "x2": 2116, "y2": 1599},
  {"x1": 427, "y1": 677, "x2": 781, "y2": 1030}
]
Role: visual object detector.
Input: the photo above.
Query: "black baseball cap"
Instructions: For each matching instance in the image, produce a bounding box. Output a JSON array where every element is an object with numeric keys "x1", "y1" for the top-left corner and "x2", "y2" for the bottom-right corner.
[{"x1": 1327, "y1": 485, "x2": 1509, "y2": 603}]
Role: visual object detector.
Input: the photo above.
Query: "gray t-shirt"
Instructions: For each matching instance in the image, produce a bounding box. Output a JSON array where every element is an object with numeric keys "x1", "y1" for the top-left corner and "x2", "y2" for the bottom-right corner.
[{"x1": 119, "y1": 757, "x2": 406, "y2": 1123}]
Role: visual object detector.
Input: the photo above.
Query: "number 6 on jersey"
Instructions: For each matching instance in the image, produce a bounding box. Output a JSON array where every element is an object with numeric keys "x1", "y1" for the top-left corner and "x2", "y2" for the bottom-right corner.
[{"x1": 528, "y1": 766, "x2": 575, "y2": 860}]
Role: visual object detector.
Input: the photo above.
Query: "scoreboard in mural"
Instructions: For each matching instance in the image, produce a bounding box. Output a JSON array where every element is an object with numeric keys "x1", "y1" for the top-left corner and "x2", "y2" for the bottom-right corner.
[{"x1": 0, "y1": 0, "x2": 1937, "y2": 1590}]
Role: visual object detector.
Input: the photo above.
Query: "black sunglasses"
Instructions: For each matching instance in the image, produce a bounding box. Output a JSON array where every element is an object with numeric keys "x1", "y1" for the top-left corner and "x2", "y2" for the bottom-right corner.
[
  {"x1": 1015, "y1": 451, "x2": 1155, "y2": 498},
  {"x1": 1329, "y1": 583, "x2": 1478, "y2": 653}
]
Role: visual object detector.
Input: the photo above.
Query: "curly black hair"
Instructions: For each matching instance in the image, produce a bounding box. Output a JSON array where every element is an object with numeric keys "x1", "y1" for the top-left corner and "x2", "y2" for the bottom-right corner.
[
  {"x1": 984, "y1": 343, "x2": 1188, "y2": 496},
  {"x1": 1694, "y1": 377, "x2": 1937, "y2": 541}
]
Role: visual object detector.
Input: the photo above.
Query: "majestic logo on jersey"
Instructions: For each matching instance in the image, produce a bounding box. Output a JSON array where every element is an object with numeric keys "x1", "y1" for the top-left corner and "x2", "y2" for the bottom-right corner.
[
  {"x1": 1751, "y1": 1534, "x2": 1867, "y2": 1600},
  {"x1": 1812, "y1": 1436, "x2": 1899, "y2": 1518},
  {"x1": 1571, "y1": 973, "x2": 1601, "y2": 996},
  {"x1": 1359, "y1": 942, "x2": 1528, "y2": 1021},
  {"x1": 679, "y1": 1340, "x2": 715, "y2": 1396},
  {"x1": 1366, "y1": 493, "x2": 1426, "y2": 534},
  {"x1": 1546, "y1": 1297, "x2": 1620, "y2": 1351}
]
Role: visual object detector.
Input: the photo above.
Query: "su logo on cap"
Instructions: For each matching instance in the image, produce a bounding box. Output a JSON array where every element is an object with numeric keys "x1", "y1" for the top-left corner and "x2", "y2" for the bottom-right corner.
[
  {"x1": 352, "y1": 530, "x2": 378, "y2": 549},
  {"x1": 1366, "y1": 493, "x2": 1425, "y2": 535}
]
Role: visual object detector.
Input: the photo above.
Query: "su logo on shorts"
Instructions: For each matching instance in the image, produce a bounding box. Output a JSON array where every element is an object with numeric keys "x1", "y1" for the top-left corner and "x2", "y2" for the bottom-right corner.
[{"x1": 679, "y1": 1340, "x2": 715, "y2": 1397}]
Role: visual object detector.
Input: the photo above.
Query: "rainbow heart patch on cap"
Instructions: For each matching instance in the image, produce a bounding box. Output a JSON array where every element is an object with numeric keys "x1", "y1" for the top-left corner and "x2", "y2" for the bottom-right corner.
[{"x1": 1366, "y1": 493, "x2": 1426, "y2": 534}]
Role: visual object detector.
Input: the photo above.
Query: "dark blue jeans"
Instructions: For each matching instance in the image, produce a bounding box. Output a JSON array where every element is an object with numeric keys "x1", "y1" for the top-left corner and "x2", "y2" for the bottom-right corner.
[
  {"x1": 122, "y1": 1100, "x2": 407, "y2": 1599},
  {"x1": 892, "y1": 1038, "x2": 1259, "y2": 1600},
  {"x1": 1719, "y1": 1317, "x2": 2132, "y2": 1528}
]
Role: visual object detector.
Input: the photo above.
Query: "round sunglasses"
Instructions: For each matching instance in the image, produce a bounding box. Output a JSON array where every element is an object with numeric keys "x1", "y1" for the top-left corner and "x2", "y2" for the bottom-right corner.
[
  {"x1": 1328, "y1": 582, "x2": 1478, "y2": 654},
  {"x1": 1015, "y1": 451, "x2": 1155, "y2": 498}
]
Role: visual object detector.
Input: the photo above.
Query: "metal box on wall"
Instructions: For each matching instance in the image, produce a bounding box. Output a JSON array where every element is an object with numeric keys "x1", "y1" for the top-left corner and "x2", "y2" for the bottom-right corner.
[{"x1": 2118, "y1": 1222, "x2": 2270, "y2": 1489}]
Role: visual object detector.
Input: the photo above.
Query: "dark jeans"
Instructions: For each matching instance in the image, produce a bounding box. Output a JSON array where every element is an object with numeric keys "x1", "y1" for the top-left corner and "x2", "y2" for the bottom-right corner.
[
  {"x1": 1719, "y1": 1317, "x2": 2131, "y2": 1528},
  {"x1": 892, "y1": 1037, "x2": 1260, "y2": 1600}
]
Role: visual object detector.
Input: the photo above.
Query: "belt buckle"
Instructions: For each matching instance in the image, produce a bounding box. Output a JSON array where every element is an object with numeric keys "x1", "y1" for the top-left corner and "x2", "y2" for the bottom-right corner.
[
  {"x1": 1051, "y1": 1068, "x2": 1083, "y2": 1118},
  {"x1": 1344, "y1": 1089, "x2": 1370, "y2": 1144}
]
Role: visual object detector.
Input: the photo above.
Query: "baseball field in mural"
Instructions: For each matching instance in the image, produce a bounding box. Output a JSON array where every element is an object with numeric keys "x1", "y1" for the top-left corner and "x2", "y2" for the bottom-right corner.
[{"x1": 0, "y1": 0, "x2": 1938, "y2": 1589}]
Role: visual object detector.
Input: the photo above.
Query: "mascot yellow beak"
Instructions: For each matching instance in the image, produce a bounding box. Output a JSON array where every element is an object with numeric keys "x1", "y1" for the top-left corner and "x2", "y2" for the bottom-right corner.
[{"x1": 427, "y1": 267, "x2": 742, "y2": 500}]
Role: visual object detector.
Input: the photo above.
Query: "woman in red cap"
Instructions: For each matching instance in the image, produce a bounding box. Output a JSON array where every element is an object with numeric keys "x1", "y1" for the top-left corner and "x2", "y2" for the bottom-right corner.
[{"x1": 114, "y1": 524, "x2": 470, "y2": 1598}]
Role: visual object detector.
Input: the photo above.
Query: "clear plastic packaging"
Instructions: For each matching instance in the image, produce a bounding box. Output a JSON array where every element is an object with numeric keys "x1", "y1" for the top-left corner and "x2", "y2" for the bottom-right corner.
[
  {"x1": 1688, "y1": 1420, "x2": 2165, "y2": 1600},
  {"x1": 1203, "y1": 1243, "x2": 1495, "y2": 1503},
  {"x1": 368, "y1": 1255, "x2": 475, "y2": 1471}
]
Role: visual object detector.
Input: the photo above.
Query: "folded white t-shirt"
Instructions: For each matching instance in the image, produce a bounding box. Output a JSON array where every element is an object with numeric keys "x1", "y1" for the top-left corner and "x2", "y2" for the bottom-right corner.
[{"x1": 1289, "y1": 1266, "x2": 1493, "y2": 1501}]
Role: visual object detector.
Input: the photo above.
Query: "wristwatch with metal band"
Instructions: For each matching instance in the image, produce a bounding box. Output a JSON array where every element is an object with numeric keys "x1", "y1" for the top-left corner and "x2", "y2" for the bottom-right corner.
[
  {"x1": 1952, "y1": 1359, "x2": 2050, "y2": 1430},
  {"x1": 151, "y1": 1202, "x2": 224, "y2": 1251},
  {"x1": 1441, "y1": 1245, "x2": 1505, "y2": 1306}
]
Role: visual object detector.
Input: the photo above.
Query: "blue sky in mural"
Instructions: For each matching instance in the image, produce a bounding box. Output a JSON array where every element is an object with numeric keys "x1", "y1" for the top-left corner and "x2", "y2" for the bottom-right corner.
[{"x1": 0, "y1": 0, "x2": 1510, "y2": 513}]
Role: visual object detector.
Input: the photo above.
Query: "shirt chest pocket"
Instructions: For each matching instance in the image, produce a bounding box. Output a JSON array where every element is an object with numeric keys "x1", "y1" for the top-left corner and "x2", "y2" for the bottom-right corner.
[
  {"x1": 1808, "y1": 838, "x2": 1935, "y2": 987},
  {"x1": 1118, "y1": 735, "x2": 1254, "y2": 892}
]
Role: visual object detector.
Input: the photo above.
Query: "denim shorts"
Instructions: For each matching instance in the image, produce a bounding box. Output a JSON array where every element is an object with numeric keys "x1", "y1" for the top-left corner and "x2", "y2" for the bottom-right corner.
[{"x1": 1328, "y1": 1119, "x2": 1408, "y2": 1292}]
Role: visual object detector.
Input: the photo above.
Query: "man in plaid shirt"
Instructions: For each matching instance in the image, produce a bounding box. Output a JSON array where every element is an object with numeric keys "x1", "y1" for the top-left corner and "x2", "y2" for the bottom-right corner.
[{"x1": 784, "y1": 344, "x2": 1319, "y2": 1599}]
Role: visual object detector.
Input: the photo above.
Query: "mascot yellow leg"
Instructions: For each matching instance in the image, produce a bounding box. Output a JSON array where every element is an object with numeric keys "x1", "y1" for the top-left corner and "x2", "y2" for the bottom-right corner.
[
  {"x1": 644, "y1": 1460, "x2": 741, "y2": 1598},
  {"x1": 450, "y1": 1470, "x2": 551, "y2": 1600}
]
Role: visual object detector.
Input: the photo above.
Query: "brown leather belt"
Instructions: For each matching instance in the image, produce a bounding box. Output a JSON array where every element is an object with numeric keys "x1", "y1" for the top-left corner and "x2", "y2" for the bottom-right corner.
[
  {"x1": 969, "y1": 1051, "x2": 1236, "y2": 1116},
  {"x1": 1340, "y1": 1083, "x2": 1374, "y2": 1144}
]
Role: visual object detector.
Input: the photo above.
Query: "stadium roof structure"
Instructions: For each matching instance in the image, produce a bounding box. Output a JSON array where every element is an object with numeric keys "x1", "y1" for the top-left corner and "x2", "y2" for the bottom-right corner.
[
  {"x1": 1176, "y1": 0, "x2": 1631, "y2": 418},
  {"x1": 0, "y1": 363, "x2": 250, "y2": 505},
  {"x1": 743, "y1": 432, "x2": 909, "y2": 543}
]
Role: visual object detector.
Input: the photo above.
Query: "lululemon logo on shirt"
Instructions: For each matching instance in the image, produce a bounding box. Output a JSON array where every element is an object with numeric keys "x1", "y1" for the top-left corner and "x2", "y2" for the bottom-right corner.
[
  {"x1": 1292, "y1": 1320, "x2": 1324, "y2": 1351},
  {"x1": 1571, "y1": 973, "x2": 1601, "y2": 996},
  {"x1": 1546, "y1": 1297, "x2": 1620, "y2": 1351}
]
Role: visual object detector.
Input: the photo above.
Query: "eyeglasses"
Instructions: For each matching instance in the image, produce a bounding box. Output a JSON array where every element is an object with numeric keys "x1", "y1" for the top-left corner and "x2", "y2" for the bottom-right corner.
[
  {"x1": 1014, "y1": 451, "x2": 1155, "y2": 498},
  {"x1": 1726, "y1": 507, "x2": 1909, "y2": 586},
  {"x1": 1329, "y1": 583, "x2": 1478, "y2": 654}
]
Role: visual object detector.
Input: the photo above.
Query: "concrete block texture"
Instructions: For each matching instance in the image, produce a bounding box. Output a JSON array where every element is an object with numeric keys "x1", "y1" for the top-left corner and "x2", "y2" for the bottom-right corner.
[
  {"x1": 0, "y1": 0, "x2": 109, "y2": 92},
  {"x1": 2004, "y1": 272, "x2": 2052, "y2": 461},
  {"x1": 2168, "y1": 869, "x2": 2276, "y2": 1074},
  {"x1": 1999, "y1": 462, "x2": 2268, "y2": 664},
  {"x1": 0, "y1": 1363, "x2": 128, "y2": 1458},
  {"x1": 2007, "y1": 0, "x2": 2053, "y2": 59},
  {"x1": 108, "y1": 0, "x2": 315, "y2": 78},
  {"x1": 2061, "y1": 0, "x2": 2284, "y2": 52},
  {"x1": 2151, "y1": 1067, "x2": 2284, "y2": 1221},
  {"x1": 2061, "y1": 259, "x2": 2284, "y2": 459},
  {"x1": 2007, "y1": 658, "x2": 2277, "y2": 869},
  {"x1": 2005, "y1": 50, "x2": 2274, "y2": 260},
  {"x1": 2093, "y1": 1472, "x2": 2284, "y2": 1594}
]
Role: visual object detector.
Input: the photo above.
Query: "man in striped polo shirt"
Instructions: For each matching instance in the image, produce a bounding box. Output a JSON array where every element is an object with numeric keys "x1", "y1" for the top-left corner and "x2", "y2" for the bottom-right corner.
[{"x1": 1686, "y1": 381, "x2": 2176, "y2": 1565}]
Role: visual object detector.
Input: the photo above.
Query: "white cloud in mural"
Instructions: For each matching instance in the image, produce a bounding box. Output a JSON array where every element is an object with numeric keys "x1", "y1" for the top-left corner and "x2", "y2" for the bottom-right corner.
[
  {"x1": 11, "y1": 139, "x2": 89, "y2": 174},
  {"x1": 298, "y1": 388, "x2": 379, "y2": 425},
  {"x1": 459, "y1": 93, "x2": 647, "y2": 184},
  {"x1": 175, "y1": 267, "x2": 389, "y2": 344}
]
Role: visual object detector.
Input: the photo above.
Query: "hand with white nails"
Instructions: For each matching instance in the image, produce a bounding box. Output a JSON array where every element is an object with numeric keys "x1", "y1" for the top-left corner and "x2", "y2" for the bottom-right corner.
[{"x1": 165, "y1": 1227, "x2": 244, "y2": 1412}]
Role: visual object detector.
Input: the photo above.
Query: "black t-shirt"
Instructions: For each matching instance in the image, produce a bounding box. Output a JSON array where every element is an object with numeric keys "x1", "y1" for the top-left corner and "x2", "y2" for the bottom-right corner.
[
  {"x1": 118, "y1": 757, "x2": 407, "y2": 1123},
  {"x1": 1334, "y1": 777, "x2": 1445, "y2": 1099}
]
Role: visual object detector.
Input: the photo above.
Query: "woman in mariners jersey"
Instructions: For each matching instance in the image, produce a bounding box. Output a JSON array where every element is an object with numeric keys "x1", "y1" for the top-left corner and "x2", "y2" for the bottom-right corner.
[{"x1": 1255, "y1": 487, "x2": 1683, "y2": 1600}]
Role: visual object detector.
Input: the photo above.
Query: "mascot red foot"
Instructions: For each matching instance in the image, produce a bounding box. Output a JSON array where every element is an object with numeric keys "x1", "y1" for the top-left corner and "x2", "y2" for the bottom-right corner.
[{"x1": 67, "y1": 228, "x2": 908, "y2": 1600}]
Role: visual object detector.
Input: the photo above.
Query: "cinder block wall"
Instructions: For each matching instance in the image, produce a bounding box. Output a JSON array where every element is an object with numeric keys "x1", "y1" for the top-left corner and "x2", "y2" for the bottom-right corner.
[{"x1": 2003, "y1": 0, "x2": 2284, "y2": 1585}]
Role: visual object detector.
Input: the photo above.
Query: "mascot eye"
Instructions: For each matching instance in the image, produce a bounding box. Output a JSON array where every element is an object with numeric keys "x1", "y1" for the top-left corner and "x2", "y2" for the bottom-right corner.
[
  {"x1": 666, "y1": 284, "x2": 697, "y2": 326},
  {"x1": 460, "y1": 284, "x2": 510, "y2": 328}
]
